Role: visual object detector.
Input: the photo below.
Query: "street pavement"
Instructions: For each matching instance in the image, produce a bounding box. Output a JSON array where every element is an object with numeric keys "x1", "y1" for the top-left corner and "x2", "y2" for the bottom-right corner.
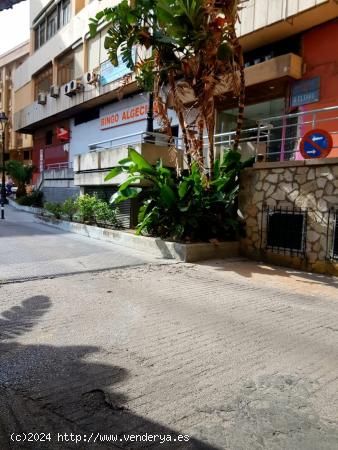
[
  {"x1": 1, "y1": 206, "x2": 338, "y2": 449},
  {"x1": 0, "y1": 206, "x2": 166, "y2": 282}
]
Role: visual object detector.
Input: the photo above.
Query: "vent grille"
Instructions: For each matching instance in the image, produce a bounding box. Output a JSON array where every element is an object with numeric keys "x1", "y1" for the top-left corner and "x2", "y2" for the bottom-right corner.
[
  {"x1": 265, "y1": 207, "x2": 307, "y2": 256},
  {"x1": 116, "y1": 199, "x2": 132, "y2": 228},
  {"x1": 83, "y1": 186, "x2": 136, "y2": 228}
]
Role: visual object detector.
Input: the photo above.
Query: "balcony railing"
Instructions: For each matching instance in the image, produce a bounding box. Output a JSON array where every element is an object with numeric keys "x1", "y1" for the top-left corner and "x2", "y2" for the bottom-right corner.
[
  {"x1": 75, "y1": 132, "x2": 183, "y2": 175},
  {"x1": 45, "y1": 161, "x2": 73, "y2": 170},
  {"x1": 77, "y1": 106, "x2": 338, "y2": 171},
  {"x1": 88, "y1": 131, "x2": 183, "y2": 152},
  {"x1": 210, "y1": 105, "x2": 338, "y2": 163}
]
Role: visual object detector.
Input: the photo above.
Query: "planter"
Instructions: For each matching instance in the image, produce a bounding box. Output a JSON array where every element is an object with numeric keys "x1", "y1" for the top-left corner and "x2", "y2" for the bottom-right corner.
[
  {"x1": 8, "y1": 198, "x2": 43, "y2": 215},
  {"x1": 37, "y1": 215, "x2": 239, "y2": 262}
]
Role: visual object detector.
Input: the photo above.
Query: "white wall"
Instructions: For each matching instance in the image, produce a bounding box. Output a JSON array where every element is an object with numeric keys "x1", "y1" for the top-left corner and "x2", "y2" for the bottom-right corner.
[
  {"x1": 74, "y1": 44, "x2": 84, "y2": 78},
  {"x1": 30, "y1": 0, "x2": 50, "y2": 27},
  {"x1": 15, "y1": 0, "x2": 115, "y2": 91},
  {"x1": 69, "y1": 93, "x2": 179, "y2": 160},
  {"x1": 18, "y1": 0, "x2": 331, "y2": 92},
  {"x1": 87, "y1": 26, "x2": 111, "y2": 71},
  {"x1": 237, "y1": 0, "x2": 329, "y2": 36}
]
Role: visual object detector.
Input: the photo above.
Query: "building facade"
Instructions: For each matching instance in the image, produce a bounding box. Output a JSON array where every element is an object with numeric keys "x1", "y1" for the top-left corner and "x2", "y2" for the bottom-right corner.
[
  {"x1": 232, "y1": 0, "x2": 338, "y2": 275},
  {"x1": 13, "y1": 0, "x2": 338, "y2": 173},
  {"x1": 12, "y1": 0, "x2": 338, "y2": 272},
  {"x1": 0, "y1": 41, "x2": 32, "y2": 169}
]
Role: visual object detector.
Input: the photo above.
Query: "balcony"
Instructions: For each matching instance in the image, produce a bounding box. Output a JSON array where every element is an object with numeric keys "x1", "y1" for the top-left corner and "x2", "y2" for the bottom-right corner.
[
  {"x1": 212, "y1": 105, "x2": 338, "y2": 166},
  {"x1": 238, "y1": 0, "x2": 337, "y2": 51},
  {"x1": 14, "y1": 75, "x2": 138, "y2": 133},
  {"x1": 74, "y1": 132, "x2": 183, "y2": 187}
]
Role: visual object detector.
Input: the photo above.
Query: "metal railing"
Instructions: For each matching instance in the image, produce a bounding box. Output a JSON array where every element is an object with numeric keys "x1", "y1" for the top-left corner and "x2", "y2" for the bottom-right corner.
[
  {"x1": 88, "y1": 131, "x2": 183, "y2": 152},
  {"x1": 85, "y1": 105, "x2": 338, "y2": 162},
  {"x1": 202, "y1": 105, "x2": 338, "y2": 162},
  {"x1": 327, "y1": 208, "x2": 338, "y2": 261},
  {"x1": 45, "y1": 161, "x2": 73, "y2": 170}
]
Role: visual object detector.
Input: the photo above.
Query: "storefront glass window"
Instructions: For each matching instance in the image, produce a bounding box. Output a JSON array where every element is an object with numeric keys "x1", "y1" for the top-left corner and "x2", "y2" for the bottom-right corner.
[{"x1": 217, "y1": 98, "x2": 299, "y2": 161}]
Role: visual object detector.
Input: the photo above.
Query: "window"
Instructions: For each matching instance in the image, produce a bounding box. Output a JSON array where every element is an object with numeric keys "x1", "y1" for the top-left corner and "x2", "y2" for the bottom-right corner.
[
  {"x1": 266, "y1": 207, "x2": 307, "y2": 256},
  {"x1": 47, "y1": 8, "x2": 58, "y2": 40},
  {"x1": 45, "y1": 130, "x2": 53, "y2": 145},
  {"x1": 244, "y1": 36, "x2": 301, "y2": 68},
  {"x1": 61, "y1": 0, "x2": 71, "y2": 27},
  {"x1": 34, "y1": 65, "x2": 53, "y2": 99},
  {"x1": 57, "y1": 52, "x2": 75, "y2": 85},
  {"x1": 34, "y1": 1, "x2": 71, "y2": 50},
  {"x1": 23, "y1": 150, "x2": 31, "y2": 160},
  {"x1": 39, "y1": 22, "x2": 46, "y2": 47},
  {"x1": 35, "y1": 28, "x2": 39, "y2": 50},
  {"x1": 216, "y1": 98, "x2": 300, "y2": 162}
]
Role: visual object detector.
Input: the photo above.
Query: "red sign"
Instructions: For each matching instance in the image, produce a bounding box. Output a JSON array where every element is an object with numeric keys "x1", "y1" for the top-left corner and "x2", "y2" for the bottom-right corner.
[
  {"x1": 56, "y1": 127, "x2": 70, "y2": 142},
  {"x1": 300, "y1": 129, "x2": 333, "y2": 159}
]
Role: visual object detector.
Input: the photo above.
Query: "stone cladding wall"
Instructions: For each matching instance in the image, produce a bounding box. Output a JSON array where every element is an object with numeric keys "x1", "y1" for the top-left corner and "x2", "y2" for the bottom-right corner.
[{"x1": 239, "y1": 159, "x2": 338, "y2": 275}]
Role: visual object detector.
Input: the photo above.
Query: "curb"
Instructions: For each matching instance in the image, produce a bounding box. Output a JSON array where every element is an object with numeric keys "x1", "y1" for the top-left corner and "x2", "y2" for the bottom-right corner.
[
  {"x1": 8, "y1": 198, "x2": 43, "y2": 215},
  {"x1": 36, "y1": 215, "x2": 239, "y2": 262}
]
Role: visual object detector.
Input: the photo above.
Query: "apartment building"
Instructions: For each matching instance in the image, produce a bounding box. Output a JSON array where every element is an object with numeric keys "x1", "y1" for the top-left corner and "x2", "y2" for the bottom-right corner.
[
  {"x1": 0, "y1": 40, "x2": 32, "y2": 168},
  {"x1": 12, "y1": 0, "x2": 179, "y2": 203},
  {"x1": 12, "y1": 0, "x2": 338, "y2": 272},
  {"x1": 13, "y1": 0, "x2": 338, "y2": 176},
  {"x1": 232, "y1": 1, "x2": 338, "y2": 274}
]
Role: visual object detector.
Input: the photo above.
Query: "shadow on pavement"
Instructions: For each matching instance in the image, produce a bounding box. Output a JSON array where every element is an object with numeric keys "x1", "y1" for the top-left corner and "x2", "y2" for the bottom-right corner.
[{"x1": 0, "y1": 296, "x2": 215, "y2": 450}]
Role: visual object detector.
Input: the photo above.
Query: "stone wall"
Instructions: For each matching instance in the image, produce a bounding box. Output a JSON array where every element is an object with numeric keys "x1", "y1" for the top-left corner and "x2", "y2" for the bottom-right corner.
[{"x1": 239, "y1": 159, "x2": 338, "y2": 275}]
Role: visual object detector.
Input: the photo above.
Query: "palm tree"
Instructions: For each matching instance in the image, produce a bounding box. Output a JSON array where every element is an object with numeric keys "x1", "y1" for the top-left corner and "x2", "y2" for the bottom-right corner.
[
  {"x1": 90, "y1": 0, "x2": 246, "y2": 179},
  {"x1": 5, "y1": 160, "x2": 35, "y2": 198}
]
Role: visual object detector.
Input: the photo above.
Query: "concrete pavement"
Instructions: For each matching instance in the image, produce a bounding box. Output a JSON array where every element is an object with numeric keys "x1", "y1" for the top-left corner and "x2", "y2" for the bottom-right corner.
[
  {"x1": 0, "y1": 206, "x2": 338, "y2": 449},
  {"x1": 0, "y1": 206, "x2": 168, "y2": 282}
]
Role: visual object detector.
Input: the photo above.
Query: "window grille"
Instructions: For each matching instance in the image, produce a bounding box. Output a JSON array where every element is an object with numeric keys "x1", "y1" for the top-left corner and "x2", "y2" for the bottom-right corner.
[
  {"x1": 332, "y1": 211, "x2": 338, "y2": 260},
  {"x1": 265, "y1": 206, "x2": 307, "y2": 256}
]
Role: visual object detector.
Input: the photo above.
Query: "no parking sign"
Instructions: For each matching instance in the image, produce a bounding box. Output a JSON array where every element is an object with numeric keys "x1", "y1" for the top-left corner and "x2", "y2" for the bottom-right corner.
[{"x1": 300, "y1": 129, "x2": 333, "y2": 159}]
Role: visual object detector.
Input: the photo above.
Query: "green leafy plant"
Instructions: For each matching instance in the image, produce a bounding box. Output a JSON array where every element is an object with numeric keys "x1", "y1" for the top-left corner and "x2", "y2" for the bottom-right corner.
[
  {"x1": 44, "y1": 202, "x2": 62, "y2": 219},
  {"x1": 90, "y1": 0, "x2": 247, "y2": 178},
  {"x1": 75, "y1": 194, "x2": 99, "y2": 223},
  {"x1": 93, "y1": 199, "x2": 120, "y2": 227},
  {"x1": 16, "y1": 190, "x2": 43, "y2": 207},
  {"x1": 5, "y1": 160, "x2": 35, "y2": 198},
  {"x1": 106, "y1": 147, "x2": 253, "y2": 241},
  {"x1": 61, "y1": 197, "x2": 78, "y2": 221},
  {"x1": 43, "y1": 195, "x2": 121, "y2": 229}
]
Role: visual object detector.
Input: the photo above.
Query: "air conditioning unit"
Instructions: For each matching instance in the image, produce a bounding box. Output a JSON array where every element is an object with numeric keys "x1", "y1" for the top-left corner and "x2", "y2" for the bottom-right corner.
[
  {"x1": 64, "y1": 79, "x2": 82, "y2": 97},
  {"x1": 37, "y1": 92, "x2": 47, "y2": 105},
  {"x1": 50, "y1": 85, "x2": 60, "y2": 98},
  {"x1": 83, "y1": 71, "x2": 100, "y2": 85}
]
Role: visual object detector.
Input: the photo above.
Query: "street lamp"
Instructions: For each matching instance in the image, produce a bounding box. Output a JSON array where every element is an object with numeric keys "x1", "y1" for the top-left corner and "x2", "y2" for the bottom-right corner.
[{"x1": 0, "y1": 111, "x2": 9, "y2": 219}]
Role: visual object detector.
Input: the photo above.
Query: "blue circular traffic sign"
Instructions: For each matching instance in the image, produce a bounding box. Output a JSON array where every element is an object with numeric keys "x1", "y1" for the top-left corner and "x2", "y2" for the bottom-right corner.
[{"x1": 300, "y1": 129, "x2": 333, "y2": 159}]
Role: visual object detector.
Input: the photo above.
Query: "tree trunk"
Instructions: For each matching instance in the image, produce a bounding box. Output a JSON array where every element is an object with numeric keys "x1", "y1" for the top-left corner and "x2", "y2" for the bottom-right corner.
[
  {"x1": 232, "y1": 34, "x2": 245, "y2": 152},
  {"x1": 16, "y1": 183, "x2": 26, "y2": 198},
  {"x1": 204, "y1": 100, "x2": 216, "y2": 180}
]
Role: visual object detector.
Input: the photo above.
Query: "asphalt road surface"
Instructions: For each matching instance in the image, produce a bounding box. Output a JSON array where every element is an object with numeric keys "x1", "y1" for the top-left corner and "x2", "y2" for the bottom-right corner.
[{"x1": 1, "y1": 206, "x2": 338, "y2": 449}]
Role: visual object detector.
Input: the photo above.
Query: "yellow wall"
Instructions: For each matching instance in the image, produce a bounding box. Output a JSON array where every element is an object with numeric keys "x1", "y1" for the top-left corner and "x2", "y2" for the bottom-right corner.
[{"x1": 14, "y1": 82, "x2": 33, "y2": 113}]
